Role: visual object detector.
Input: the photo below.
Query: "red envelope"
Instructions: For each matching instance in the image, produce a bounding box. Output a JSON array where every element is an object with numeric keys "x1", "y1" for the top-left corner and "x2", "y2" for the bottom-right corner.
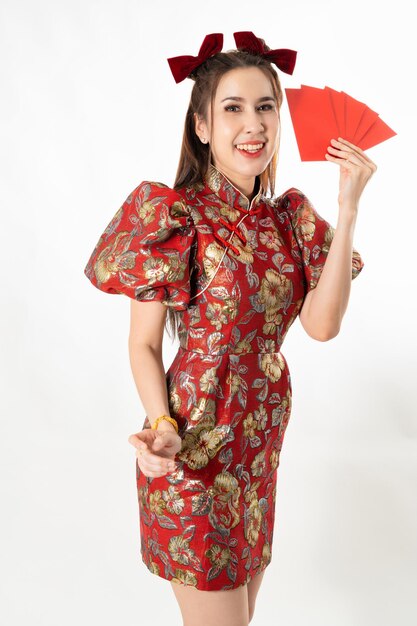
[
  {"x1": 341, "y1": 91, "x2": 370, "y2": 141},
  {"x1": 352, "y1": 102, "x2": 380, "y2": 144},
  {"x1": 284, "y1": 85, "x2": 396, "y2": 161},
  {"x1": 325, "y1": 86, "x2": 346, "y2": 138},
  {"x1": 358, "y1": 117, "x2": 397, "y2": 150}
]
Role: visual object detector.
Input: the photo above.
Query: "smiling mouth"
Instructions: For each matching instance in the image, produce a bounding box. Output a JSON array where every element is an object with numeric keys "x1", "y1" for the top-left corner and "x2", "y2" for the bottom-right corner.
[
  {"x1": 234, "y1": 143, "x2": 266, "y2": 157},
  {"x1": 234, "y1": 142, "x2": 266, "y2": 153}
]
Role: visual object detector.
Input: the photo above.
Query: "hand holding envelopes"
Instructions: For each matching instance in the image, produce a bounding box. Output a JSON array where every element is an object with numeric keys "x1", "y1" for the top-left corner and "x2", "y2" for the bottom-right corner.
[{"x1": 285, "y1": 84, "x2": 396, "y2": 161}]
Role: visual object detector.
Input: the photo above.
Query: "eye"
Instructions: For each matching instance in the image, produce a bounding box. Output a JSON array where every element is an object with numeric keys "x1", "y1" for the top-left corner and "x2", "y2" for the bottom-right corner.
[{"x1": 224, "y1": 104, "x2": 274, "y2": 112}]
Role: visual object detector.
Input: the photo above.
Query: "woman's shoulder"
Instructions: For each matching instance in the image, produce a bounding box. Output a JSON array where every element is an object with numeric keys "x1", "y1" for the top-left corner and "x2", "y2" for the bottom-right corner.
[
  {"x1": 119, "y1": 179, "x2": 193, "y2": 230},
  {"x1": 83, "y1": 179, "x2": 196, "y2": 305},
  {"x1": 272, "y1": 187, "x2": 306, "y2": 210},
  {"x1": 127, "y1": 179, "x2": 189, "y2": 210}
]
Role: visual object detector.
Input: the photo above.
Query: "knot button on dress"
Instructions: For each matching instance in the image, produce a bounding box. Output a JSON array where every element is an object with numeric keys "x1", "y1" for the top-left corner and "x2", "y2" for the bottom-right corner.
[{"x1": 84, "y1": 164, "x2": 364, "y2": 590}]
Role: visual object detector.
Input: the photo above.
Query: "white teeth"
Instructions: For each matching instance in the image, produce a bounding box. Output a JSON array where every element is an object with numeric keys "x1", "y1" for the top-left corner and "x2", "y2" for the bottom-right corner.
[{"x1": 235, "y1": 143, "x2": 264, "y2": 151}]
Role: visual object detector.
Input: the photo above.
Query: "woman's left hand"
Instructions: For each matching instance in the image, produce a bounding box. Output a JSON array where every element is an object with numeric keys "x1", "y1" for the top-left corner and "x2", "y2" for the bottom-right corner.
[{"x1": 325, "y1": 137, "x2": 377, "y2": 208}]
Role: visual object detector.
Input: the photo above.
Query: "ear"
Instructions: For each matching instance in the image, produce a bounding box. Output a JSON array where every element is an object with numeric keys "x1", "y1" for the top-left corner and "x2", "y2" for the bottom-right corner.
[{"x1": 194, "y1": 112, "x2": 208, "y2": 141}]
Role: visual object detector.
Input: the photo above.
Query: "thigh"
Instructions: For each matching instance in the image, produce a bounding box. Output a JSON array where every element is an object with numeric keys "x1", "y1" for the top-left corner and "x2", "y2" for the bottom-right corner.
[
  {"x1": 170, "y1": 581, "x2": 249, "y2": 626},
  {"x1": 247, "y1": 570, "x2": 266, "y2": 621}
]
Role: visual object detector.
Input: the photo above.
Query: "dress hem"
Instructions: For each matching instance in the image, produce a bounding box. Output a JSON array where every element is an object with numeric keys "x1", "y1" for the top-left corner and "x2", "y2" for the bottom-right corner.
[{"x1": 140, "y1": 552, "x2": 272, "y2": 592}]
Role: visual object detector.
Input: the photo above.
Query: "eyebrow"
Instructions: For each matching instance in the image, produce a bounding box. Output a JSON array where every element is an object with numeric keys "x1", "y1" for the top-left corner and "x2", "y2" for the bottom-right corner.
[{"x1": 220, "y1": 96, "x2": 276, "y2": 103}]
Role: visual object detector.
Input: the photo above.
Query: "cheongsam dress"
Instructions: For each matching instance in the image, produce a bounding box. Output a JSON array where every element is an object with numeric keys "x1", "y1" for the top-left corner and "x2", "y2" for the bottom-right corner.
[{"x1": 83, "y1": 163, "x2": 364, "y2": 591}]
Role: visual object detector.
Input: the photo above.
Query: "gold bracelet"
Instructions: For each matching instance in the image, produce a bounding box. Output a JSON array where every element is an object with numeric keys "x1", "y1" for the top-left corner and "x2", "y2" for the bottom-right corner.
[{"x1": 150, "y1": 414, "x2": 179, "y2": 433}]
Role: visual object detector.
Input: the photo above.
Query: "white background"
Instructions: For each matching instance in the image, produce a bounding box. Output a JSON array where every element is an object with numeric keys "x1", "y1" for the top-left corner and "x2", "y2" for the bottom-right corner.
[{"x1": 1, "y1": 1, "x2": 415, "y2": 624}]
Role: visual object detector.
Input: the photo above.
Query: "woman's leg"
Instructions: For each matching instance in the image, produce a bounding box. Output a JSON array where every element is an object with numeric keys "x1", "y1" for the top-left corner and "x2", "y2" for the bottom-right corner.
[
  {"x1": 170, "y1": 581, "x2": 249, "y2": 626},
  {"x1": 247, "y1": 570, "x2": 266, "y2": 622}
]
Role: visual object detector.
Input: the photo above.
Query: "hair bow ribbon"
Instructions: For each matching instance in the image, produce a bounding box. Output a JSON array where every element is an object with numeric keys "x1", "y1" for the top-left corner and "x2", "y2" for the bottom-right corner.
[
  {"x1": 167, "y1": 31, "x2": 297, "y2": 83},
  {"x1": 233, "y1": 31, "x2": 297, "y2": 75},
  {"x1": 167, "y1": 33, "x2": 224, "y2": 84}
]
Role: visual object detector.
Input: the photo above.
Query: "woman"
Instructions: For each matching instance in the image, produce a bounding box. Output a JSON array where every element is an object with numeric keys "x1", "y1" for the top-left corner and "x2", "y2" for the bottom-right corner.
[{"x1": 84, "y1": 31, "x2": 376, "y2": 626}]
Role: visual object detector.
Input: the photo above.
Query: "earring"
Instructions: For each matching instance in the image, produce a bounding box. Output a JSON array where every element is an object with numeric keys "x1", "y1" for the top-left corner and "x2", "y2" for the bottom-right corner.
[{"x1": 201, "y1": 138, "x2": 208, "y2": 143}]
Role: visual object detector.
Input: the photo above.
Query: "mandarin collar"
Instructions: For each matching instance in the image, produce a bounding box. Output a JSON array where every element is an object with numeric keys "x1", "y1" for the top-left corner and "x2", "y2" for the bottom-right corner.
[{"x1": 203, "y1": 163, "x2": 264, "y2": 212}]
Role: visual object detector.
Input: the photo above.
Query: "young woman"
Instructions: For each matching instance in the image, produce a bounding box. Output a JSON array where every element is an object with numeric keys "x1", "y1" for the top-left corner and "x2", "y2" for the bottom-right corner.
[{"x1": 84, "y1": 31, "x2": 376, "y2": 626}]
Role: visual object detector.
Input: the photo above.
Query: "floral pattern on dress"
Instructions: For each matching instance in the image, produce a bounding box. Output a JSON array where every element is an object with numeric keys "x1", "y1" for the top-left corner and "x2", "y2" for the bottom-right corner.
[
  {"x1": 84, "y1": 164, "x2": 364, "y2": 590},
  {"x1": 84, "y1": 181, "x2": 196, "y2": 310}
]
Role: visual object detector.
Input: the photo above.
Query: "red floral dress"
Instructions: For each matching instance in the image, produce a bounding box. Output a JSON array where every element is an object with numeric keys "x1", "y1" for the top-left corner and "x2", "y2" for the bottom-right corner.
[{"x1": 84, "y1": 163, "x2": 364, "y2": 591}]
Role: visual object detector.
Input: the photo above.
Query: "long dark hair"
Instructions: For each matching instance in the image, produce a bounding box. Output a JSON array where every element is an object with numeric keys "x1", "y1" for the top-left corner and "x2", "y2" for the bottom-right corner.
[{"x1": 165, "y1": 44, "x2": 284, "y2": 342}]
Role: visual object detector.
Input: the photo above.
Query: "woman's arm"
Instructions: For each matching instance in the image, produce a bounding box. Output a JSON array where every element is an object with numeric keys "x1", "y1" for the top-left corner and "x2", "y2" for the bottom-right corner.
[
  {"x1": 299, "y1": 205, "x2": 358, "y2": 341},
  {"x1": 300, "y1": 137, "x2": 377, "y2": 341},
  {"x1": 127, "y1": 300, "x2": 181, "y2": 477},
  {"x1": 128, "y1": 300, "x2": 177, "y2": 433}
]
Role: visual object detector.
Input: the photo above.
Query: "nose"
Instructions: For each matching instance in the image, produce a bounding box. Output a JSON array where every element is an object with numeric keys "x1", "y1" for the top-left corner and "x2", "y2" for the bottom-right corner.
[{"x1": 243, "y1": 109, "x2": 265, "y2": 133}]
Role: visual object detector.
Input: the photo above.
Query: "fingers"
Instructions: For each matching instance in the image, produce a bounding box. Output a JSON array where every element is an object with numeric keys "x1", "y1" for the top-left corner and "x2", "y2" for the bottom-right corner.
[
  {"x1": 136, "y1": 447, "x2": 177, "y2": 478},
  {"x1": 325, "y1": 152, "x2": 357, "y2": 169},
  {"x1": 128, "y1": 433, "x2": 145, "y2": 449},
  {"x1": 128, "y1": 430, "x2": 180, "y2": 477},
  {"x1": 327, "y1": 139, "x2": 366, "y2": 166},
  {"x1": 325, "y1": 137, "x2": 377, "y2": 172},
  {"x1": 128, "y1": 431, "x2": 156, "y2": 451},
  {"x1": 337, "y1": 137, "x2": 377, "y2": 171},
  {"x1": 152, "y1": 436, "x2": 166, "y2": 450}
]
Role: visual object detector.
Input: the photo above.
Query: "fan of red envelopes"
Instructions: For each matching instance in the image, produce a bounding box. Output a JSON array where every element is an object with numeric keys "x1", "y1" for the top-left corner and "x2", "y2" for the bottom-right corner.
[{"x1": 284, "y1": 85, "x2": 396, "y2": 161}]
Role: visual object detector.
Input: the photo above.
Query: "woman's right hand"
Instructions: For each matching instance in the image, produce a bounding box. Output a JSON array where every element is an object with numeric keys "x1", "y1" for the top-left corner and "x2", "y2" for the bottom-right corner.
[{"x1": 128, "y1": 428, "x2": 182, "y2": 478}]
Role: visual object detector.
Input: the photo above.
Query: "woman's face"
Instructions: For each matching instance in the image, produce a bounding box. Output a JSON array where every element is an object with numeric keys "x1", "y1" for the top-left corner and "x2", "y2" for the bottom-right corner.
[{"x1": 195, "y1": 66, "x2": 280, "y2": 198}]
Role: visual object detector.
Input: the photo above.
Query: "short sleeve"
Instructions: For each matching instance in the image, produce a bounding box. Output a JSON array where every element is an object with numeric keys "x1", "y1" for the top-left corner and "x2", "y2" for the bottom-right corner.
[
  {"x1": 83, "y1": 180, "x2": 196, "y2": 310},
  {"x1": 280, "y1": 188, "x2": 364, "y2": 292}
]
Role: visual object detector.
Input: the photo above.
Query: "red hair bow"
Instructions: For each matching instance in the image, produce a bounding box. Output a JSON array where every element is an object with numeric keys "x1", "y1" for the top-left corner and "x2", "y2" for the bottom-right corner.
[
  {"x1": 233, "y1": 31, "x2": 297, "y2": 75},
  {"x1": 167, "y1": 33, "x2": 224, "y2": 84}
]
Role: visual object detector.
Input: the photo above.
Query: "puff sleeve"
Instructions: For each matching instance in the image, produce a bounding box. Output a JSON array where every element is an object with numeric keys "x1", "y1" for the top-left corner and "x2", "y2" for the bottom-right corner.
[
  {"x1": 83, "y1": 181, "x2": 196, "y2": 310},
  {"x1": 281, "y1": 188, "x2": 364, "y2": 293}
]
